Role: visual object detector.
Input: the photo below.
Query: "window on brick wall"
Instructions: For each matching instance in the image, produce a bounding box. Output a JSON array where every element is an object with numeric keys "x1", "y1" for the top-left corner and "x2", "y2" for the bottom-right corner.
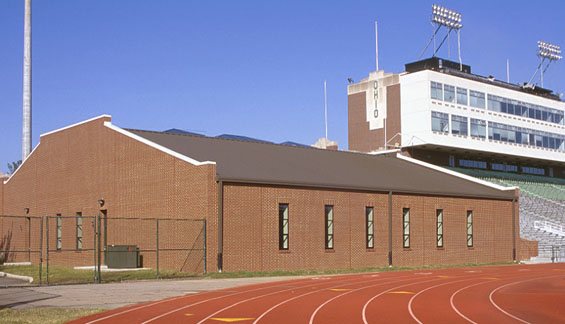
[
  {"x1": 436, "y1": 209, "x2": 444, "y2": 248},
  {"x1": 366, "y1": 207, "x2": 374, "y2": 249},
  {"x1": 279, "y1": 204, "x2": 289, "y2": 250},
  {"x1": 76, "y1": 212, "x2": 83, "y2": 250},
  {"x1": 56, "y1": 214, "x2": 62, "y2": 250},
  {"x1": 403, "y1": 208, "x2": 410, "y2": 248},
  {"x1": 467, "y1": 210, "x2": 473, "y2": 247},
  {"x1": 325, "y1": 205, "x2": 334, "y2": 249}
]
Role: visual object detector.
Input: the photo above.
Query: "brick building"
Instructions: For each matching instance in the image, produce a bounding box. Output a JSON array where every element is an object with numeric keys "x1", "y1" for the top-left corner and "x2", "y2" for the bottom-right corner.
[{"x1": 0, "y1": 115, "x2": 536, "y2": 273}]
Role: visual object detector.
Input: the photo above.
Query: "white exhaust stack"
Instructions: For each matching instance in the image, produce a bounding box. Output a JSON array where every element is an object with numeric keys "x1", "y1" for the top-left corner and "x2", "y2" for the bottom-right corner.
[{"x1": 22, "y1": 0, "x2": 32, "y2": 160}]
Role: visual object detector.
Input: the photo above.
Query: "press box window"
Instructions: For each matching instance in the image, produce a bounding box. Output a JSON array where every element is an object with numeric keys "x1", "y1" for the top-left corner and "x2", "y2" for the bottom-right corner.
[
  {"x1": 469, "y1": 90, "x2": 485, "y2": 109},
  {"x1": 431, "y1": 81, "x2": 443, "y2": 100},
  {"x1": 436, "y1": 209, "x2": 443, "y2": 248},
  {"x1": 451, "y1": 115, "x2": 468, "y2": 136},
  {"x1": 279, "y1": 204, "x2": 289, "y2": 250},
  {"x1": 403, "y1": 208, "x2": 410, "y2": 248},
  {"x1": 366, "y1": 207, "x2": 374, "y2": 249},
  {"x1": 325, "y1": 205, "x2": 334, "y2": 249},
  {"x1": 457, "y1": 87, "x2": 468, "y2": 105},
  {"x1": 470, "y1": 118, "x2": 486, "y2": 139},
  {"x1": 432, "y1": 111, "x2": 449, "y2": 133},
  {"x1": 443, "y1": 84, "x2": 455, "y2": 103}
]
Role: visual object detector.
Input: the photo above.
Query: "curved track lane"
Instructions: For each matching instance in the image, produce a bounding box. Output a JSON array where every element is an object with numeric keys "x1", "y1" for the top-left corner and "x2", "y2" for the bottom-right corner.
[{"x1": 69, "y1": 263, "x2": 565, "y2": 324}]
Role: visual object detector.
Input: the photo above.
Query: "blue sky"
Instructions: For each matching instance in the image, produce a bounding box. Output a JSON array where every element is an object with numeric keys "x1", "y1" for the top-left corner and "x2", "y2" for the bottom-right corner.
[{"x1": 1, "y1": 0, "x2": 564, "y2": 173}]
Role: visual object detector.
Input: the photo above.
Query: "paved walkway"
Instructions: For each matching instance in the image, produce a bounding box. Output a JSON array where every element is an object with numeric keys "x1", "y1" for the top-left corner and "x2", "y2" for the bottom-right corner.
[{"x1": 0, "y1": 276, "x2": 300, "y2": 310}]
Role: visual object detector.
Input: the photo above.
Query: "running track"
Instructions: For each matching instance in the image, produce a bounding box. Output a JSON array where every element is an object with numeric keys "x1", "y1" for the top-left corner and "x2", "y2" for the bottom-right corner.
[{"x1": 69, "y1": 263, "x2": 565, "y2": 324}]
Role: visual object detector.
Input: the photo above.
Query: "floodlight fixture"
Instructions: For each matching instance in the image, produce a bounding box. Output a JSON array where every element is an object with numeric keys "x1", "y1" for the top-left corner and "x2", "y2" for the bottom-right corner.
[
  {"x1": 419, "y1": 4, "x2": 464, "y2": 71},
  {"x1": 431, "y1": 4, "x2": 462, "y2": 30},
  {"x1": 538, "y1": 41, "x2": 562, "y2": 61},
  {"x1": 529, "y1": 40, "x2": 562, "y2": 88}
]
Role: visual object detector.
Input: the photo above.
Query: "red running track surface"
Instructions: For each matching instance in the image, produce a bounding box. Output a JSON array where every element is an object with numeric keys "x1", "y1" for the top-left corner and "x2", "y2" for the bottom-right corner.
[{"x1": 68, "y1": 263, "x2": 565, "y2": 324}]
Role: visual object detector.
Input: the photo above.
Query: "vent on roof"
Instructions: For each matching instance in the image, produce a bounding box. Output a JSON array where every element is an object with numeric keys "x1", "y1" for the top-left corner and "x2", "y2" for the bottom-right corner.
[
  {"x1": 279, "y1": 141, "x2": 310, "y2": 147},
  {"x1": 216, "y1": 134, "x2": 272, "y2": 143},
  {"x1": 163, "y1": 128, "x2": 203, "y2": 136}
]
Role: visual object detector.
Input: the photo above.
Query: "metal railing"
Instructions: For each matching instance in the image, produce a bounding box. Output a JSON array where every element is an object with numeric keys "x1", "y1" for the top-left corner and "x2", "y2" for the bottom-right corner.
[{"x1": 534, "y1": 220, "x2": 565, "y2": 236}]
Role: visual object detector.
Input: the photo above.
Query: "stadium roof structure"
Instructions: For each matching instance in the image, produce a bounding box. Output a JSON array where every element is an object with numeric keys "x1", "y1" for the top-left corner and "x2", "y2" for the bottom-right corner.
[{"x1": 127, "y1": 128, "x2": 516, "y2": 200}]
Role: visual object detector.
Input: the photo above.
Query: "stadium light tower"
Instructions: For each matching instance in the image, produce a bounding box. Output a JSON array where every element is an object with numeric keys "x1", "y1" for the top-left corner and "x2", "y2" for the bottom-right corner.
[
  {"x1": 528, "y1": 41, "x2": 562, "y2": 88},
  {"x1": 418, "y1": 4, "x2": 463, "y2": 71},
  {"x1": 22, "y1": 0, "x2": 32, "y2": 161}
]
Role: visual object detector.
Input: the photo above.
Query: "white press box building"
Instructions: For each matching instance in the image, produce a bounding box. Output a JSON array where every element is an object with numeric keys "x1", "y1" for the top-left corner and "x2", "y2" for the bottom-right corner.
[{"x1": 348, "y1": 57, "x2": 565, "y2": 179}]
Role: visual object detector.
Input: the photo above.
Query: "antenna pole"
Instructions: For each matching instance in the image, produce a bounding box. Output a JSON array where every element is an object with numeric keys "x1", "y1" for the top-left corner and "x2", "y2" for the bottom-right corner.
[
  {"x1": 324, "y1": 80, "x2": 328, "y2": 139},
  {"x1": 22, "y1": 0, "x2": 32, "y2": 161},
  {"x1": 375, "y1": 21, "x2": 379, "y2": 71},
  {"x1": 507, "y1": 59, "x2": 510, "y2": 83}
]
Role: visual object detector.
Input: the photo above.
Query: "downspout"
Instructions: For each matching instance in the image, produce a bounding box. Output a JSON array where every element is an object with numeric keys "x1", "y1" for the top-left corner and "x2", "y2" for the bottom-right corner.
[
  {"x1": 388, "y1": 191, "x2": 393, "y2": 267},
  {"x1": 512, "y1": 196, "x2": 516, "y2": 262},
  {"x1": 217, "y1": 179, "x2": 224, "y2": 272}
]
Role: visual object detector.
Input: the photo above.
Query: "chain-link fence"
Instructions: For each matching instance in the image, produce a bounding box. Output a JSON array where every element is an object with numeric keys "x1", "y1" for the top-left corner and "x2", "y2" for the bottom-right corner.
[
  {"x1": 100, "y1": 216, "x2": 206, "y2": 282},
  {"x1": 551, "y1": 245, "x2": 564, "y2": 263},
  {"x1": 0, "y1": 215, "x2": 43, "y2": 285},
  {"x1": 1, "y1": 214, "x2": 206, "y2": 286}
]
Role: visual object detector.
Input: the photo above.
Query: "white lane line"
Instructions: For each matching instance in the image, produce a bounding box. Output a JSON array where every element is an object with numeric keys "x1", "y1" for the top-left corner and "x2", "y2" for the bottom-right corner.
[
  {"x1": 197, "y1": 276, "x2": 371, "y2": 324},
  {"x1": 85, "y1": 292, "x2": 213, "y2": 324},
  {"x1": 252, "y1": 276, "x2": 398, "y2": 324},
  {"x1": 449, "y1": 280, "x2": 487, "y2": 324},
  {"x1": 488, "y1": 275, "x2": 562, "y2": 324},
  {"x1": 408, "y1": 278, "x2": 476, "y2": 324},
  {"x1": 307, "y1": 277, "x2": 413, "y2": 324},
  {"x1": 361, "y1": 277, "x2": 443, "y2": 324},
  {"x1": 450, "y1": 271, "x2": 558, "y2": 323},
  {"x1": 140, "y1": 280, "x2": 303, "y2": 324}
]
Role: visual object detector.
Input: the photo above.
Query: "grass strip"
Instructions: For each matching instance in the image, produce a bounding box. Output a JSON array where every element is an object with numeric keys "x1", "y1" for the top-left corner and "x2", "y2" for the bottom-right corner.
[
  {"x1": 1, "y1": 261, "x2": 516, "y2": 285},
  {"x1": 0, "y1": 307, "x2": 104, "y2": 324}
]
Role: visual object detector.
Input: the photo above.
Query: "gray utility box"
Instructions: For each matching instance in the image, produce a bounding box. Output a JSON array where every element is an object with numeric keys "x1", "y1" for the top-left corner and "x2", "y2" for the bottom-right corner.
[{"x1": 106, "y1": 245, "x2": 140, "y2": 269}]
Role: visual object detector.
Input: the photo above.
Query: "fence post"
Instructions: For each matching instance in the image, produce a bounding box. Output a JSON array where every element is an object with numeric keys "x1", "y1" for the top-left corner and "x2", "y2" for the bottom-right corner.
[
  {"x1": 27, "y1": 217, "x2": 31, "y2": 262},
  {"x1": 203, "y1": 219, "x2": 207, "y2": 274},
  {"x1": 46, "y1": 216, "x2": 49, "y2": 285},
  {"x1": 39, "y1": 216, "x2": 43, "y2": 286},
  {"x1": 156, "y1": 218, "x2": 159, "y2": 279},
  {"x1": 93, "y1": 216, "x2": 97, "y2": 283},
  {"x1": 97, "y1": 213, "x2": 101, "y2": 284}
]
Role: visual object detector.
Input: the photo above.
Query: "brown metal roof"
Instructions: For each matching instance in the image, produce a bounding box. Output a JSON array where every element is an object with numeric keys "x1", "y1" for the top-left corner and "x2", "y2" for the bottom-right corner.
[{"x1": 127, "y1": 129, "x2": 516, "y2": 200}]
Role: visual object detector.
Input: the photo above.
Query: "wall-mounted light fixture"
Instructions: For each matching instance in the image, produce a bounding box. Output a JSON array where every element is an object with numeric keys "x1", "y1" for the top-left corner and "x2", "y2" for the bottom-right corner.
[
  {"x1": 24, "y1": 207, "x2": 30, "y2": 214},
  {"x1": 98, "y1": 199, "x2": 105, "y2": 207}
]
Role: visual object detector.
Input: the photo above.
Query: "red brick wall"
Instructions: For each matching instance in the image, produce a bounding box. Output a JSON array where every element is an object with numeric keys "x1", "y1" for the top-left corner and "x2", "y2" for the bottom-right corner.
[
  {"x1": 518, "y1": 238, "x2": 538, "y2": 261},
  {"x1": 0, "y1": 116, "x2": 217, "y2": 272},
  {"x1": 348, "y1": 84, "x2": 401, "y2": 152},
  {"x1": 222, "y1": 183, "x2": 518, "y2": 271}
]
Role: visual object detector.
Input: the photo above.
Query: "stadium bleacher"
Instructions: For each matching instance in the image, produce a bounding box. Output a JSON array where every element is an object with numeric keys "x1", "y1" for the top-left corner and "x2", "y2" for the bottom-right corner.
[{"x1": 448, "y1": 167, "x2": 565, "y2": 261}]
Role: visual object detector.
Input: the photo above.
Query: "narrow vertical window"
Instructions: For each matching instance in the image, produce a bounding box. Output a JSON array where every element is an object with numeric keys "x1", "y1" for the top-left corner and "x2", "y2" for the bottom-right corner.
[
  {"x1": 403, "y1": 208, "x2": 410, "y2": 248},
  {"x1": 325, "y1": 205, "x2": 334, "y2": 249},
  {"x1": 279, "y1": 204, "x2": 289, "y2": 250},
  {"x1": 467, "y1": 210, "x2": 473, "y2": 247},
  {"x1": 56, "y1": 214, "x2": 62, "y2": 250},
  {"x1": 76, "y1": 212, "x2": 83, "y2": 250},
  {"x1": 366, "y1": 207, "x2": 374, "y2": 249},
  {"x1": 436, "y1": 209, "x2": 443, "y2": 248}
]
